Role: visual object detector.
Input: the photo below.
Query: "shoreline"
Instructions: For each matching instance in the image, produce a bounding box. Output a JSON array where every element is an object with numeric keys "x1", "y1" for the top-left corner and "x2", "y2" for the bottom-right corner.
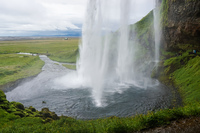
[{"x1": 0, "y1": 73, "x2": 40, "y2": 93}]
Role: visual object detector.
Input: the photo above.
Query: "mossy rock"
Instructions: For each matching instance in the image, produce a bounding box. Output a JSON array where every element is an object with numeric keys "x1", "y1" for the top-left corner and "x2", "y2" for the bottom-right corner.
[
  {"x1": 11, "y1": 102, "x2": 25, "y2": 110},
  {"x1": 25, "y1": 108, "x2": 34, "y2": 115},
  {"x1": 41, "y1": 108, "x2": 52, "y2": 118},
  {"x1": 0, "y1": 100, "x2": 10, "y2": 110},
  {"x1": 41, "y1": 108, "x2": 50, "y2": 112},
  {"x1": 14, "y1": 111, "x2": 25, "y2": 118},
  {"x1": 0, "y1": 103, "x2": 9, "y2": 110},
  {"x1": 35, "y1": 113, "x2": 43, "y2": 118},
  {"x1": 29, "y1": 106, "x2": 36, "y2": 112},
  {"x1": 6, "y1": 106, "x2": 17, "y2": 113},
  {"x1": 40, "y1": 108, "x2": 59, "y2": 120},
  {"x1": 0, "y1": 90, "x2": 7, "y2": 102}
]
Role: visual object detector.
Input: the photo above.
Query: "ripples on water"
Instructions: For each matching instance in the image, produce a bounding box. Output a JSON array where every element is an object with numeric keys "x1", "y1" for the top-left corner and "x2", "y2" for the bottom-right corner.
[{"x1": 6, "y1": 55, "x2": 172, "y2": 119}]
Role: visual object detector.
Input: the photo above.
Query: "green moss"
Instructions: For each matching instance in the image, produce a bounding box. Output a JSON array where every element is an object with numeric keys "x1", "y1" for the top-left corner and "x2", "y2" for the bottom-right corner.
[
  {"x1": 0, "y1": 90, "x2": 6, "y2": 102},
  {"x1": 11, "y1": 102, "x2": 25, "y2": 110},
  {"x1": 172, "y1": 56, "x2": 200, "y2": 105},
  {"x1": 29, "y1": 106, "x2": 36, "y2": 112},
  {"x1": 1, "y1": 104, "x2": 200, "y2": 133},
  {"x1": 132, "y1": 10, "x2": 154, "y2": 38},
  {"x1": 13, "y1": 111, "x2": 25, "y2": 118},
  {"x1": 160, "y1": 0, "x2": 169, "y2": 26}
]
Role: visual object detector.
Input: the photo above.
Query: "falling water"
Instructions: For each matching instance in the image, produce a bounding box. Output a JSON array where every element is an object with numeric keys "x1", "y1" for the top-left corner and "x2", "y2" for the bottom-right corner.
[
  {"x1": 153, "y1": 0, "x2": 161, "y2": 67},
  {"x1": 77, "y1": 0, "x2": 133, "y2": 106},
  {"x1": 77, "y1": 0, "x2": 160, "y2": 106},
  {"x1": 117, "y1": 0, "x2": 132, "y2": 82}
]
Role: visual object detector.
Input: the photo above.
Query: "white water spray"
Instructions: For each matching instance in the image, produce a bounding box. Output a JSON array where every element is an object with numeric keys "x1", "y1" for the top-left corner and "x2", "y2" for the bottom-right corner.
[
  {"x1": 117, "y1": 0, "x2": 132, "y2": 82},
  {"x1": 75, "y1": 0, "x2": 160, "y2": 106},
  {"x1": 153, "y1": 0, "x2": 161, "y2": 67},
  {"x1": 77, "y1": 0, "x2": 133, "y2": 106}
]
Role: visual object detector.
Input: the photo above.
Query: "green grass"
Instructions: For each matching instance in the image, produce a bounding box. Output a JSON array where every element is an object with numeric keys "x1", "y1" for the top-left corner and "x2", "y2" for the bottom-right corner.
[
  {"x1": 0, "y1": 38, "x2": 79, "y2": 88},
  {"x1": 62, "y1": 64, "x2": 76, "y2": 70},
  {"x1": 172, "y1": 56, "x2": 200, "y2": 105},
  {"x1": 1, "y1": 103, "x2": 200, "y2": 133},
  {"x1": 0, "y1": 54, "x2": 44, "y2": 86},
  {"x1": 160, "y1": 50, "x2": 200, "y2": 105},
  {"x1": 0, "y1": 38, "x2": 79, "y2": 63},
  {"x1": 133, "y1": 10, "x2": 154, "y2": 38}
]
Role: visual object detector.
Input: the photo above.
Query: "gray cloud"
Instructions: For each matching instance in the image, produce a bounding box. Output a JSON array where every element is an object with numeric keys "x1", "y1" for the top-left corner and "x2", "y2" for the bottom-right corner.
[{"x1": 0, "y1": 0, "x2": 155, "y2": 36}]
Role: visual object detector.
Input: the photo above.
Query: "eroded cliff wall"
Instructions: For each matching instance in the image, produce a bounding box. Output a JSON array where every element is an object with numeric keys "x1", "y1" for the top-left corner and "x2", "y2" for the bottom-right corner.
[{"x1": 162, "y1": 0, "x2": 200, "y2": 51}]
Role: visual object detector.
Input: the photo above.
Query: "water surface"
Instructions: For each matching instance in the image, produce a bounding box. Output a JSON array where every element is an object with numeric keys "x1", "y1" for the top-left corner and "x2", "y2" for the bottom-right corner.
[{"x1": 6, "y1": 55, "x2": 172, "y2": 119}]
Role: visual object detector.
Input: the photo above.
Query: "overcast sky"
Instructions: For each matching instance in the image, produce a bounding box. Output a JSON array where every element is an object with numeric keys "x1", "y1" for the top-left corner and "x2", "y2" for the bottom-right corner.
[{"x1": 0, "y1": 0, "x2": 155, "y2": 36}]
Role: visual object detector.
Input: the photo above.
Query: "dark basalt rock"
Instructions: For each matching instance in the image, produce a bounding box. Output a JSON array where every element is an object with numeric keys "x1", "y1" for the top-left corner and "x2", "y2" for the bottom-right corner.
[{"x1": 162, "y1": 0, "x2": 200, "y2": 51}]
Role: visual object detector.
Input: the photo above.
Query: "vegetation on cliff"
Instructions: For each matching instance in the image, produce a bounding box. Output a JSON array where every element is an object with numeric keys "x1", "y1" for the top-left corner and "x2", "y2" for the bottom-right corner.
[{"x1": 157, "y1": 0, "x2": 200, "y2": 106}]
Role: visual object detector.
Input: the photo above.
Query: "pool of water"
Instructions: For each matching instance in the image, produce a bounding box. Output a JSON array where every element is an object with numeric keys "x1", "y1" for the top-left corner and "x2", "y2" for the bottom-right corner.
[{"x1": 6, "y1": 55, "x2": 173, "y2": 119}]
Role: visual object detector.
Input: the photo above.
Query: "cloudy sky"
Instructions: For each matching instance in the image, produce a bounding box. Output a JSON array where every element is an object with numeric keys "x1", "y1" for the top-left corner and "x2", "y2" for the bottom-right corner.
[{"x1": 0, "y1": 0, "x2": 155, "y2": 36}]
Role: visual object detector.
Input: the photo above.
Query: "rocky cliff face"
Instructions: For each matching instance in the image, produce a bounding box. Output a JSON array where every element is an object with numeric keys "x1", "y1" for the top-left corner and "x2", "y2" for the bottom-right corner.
[{"x1": 162, "y1": 0, "x2": 200, "y2": 51}]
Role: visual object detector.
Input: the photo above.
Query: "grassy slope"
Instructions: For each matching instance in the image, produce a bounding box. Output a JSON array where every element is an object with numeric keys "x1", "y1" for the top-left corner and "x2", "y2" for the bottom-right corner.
[
  {"x1": 173, "y1": 56, "x2": 200, "y2": 104},
  {"x1": 159, "y1": 0, "x2": 200, "y2": 106},
  {"x1": 0, "y1": 54, "x2": 44, "y2": 87},
  {"x1": 162, "y1": 52, "x2": 200, "y2": 105}
]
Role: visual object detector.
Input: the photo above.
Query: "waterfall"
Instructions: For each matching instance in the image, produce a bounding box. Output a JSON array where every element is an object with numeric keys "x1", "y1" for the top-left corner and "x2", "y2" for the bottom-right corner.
[
  {"x1": 76, "y1": 0, "x2": 158, "y2": 106},
  {"x1": 153, "y1": 0, "x2": 161, "y2": 67},
  {"x1": 116, "y1": 0, "x2": 132, "y2": 82},
  {"x1": 77, "y1": 0, "x2": 133, "y2": 106}
]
